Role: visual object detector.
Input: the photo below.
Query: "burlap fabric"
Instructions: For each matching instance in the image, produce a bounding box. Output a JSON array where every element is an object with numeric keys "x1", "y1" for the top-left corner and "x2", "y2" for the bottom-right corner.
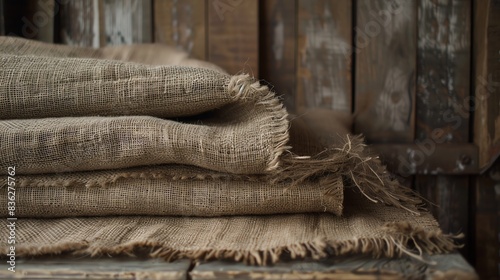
[
  {"x1": 0, "y1": 191, "x2": 458, "y2": 265},
  {"x1": 0, "y1": 165, "x2": 344, "y2": 217},
  {"x1": 0, "y1": 37, "x2": 459, "y2": 264}
]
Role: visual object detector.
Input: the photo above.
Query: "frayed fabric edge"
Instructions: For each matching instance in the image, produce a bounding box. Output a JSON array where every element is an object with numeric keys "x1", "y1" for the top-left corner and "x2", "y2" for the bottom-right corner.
[
  {"x1": 9, "y1": 223, "x2": 462, "y2": 266},
  {"x1": 274, "y1": 134, "x2": 423, "y2": 215}
]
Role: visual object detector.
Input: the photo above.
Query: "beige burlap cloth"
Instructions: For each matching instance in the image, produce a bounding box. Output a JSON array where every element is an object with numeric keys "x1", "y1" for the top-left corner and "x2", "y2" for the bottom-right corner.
[{"x1": 0, "y1": 37, "x2": 459, "y2": 264}]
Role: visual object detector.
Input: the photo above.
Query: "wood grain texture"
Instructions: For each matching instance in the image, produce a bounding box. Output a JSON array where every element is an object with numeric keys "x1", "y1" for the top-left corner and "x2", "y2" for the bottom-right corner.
[
  {"x1": 414, "y1": 0, "x2": 472, "y2": 261},
  {"x1": 154, "y1": 0, "x2": 206, "y2": 60},
  {"x1": 354, "y1": 0, "x2": 416, "y2": 143},
  {"x1": 0, "y1": 0, "x2": 4, "y2": 36},
  {"x1": 59, "y1": 0, "x2": 102, "y2": 47},
  {"x1": 297, "y1": 0, "x2": 351, "y2": 112},
  {"x1": 475, "y1": 159, "x2": 500, "y2": 280},
  {"x1": 103, "y1": 0, "x2": 152, "y2": 45},
  {"x1": 191, "y1": 254, "x2": 477, "y2": 280},
  {"x1": 473, "y1": 0, "x2": 500, "y2": 171},
  {"x1": 0, "y1": 258, "x2": 191, "y2": 279},
  {"x1": 2, "y1": 0, "x2": 55, "y2": 42},
  {"x1": 208, "y1": 0, "x2": 258, "y2": 75},
  {"x1": 260, "y1": 0, "x2": 296, "y2": 111},
  {"x1": 416, "y1": 0, "x2": 471, "y2": 143}
]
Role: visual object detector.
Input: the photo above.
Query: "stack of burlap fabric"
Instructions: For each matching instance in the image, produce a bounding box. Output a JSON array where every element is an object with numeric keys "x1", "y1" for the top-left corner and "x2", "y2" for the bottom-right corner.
[{"x1": 0, "y1": 37, "x2": 459, "y2": 265}]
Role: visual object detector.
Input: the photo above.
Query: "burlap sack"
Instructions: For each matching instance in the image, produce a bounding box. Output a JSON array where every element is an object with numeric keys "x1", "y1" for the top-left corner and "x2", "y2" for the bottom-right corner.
[
  {"x1": 0, "y1": 190, "x2": 460, "y2": 265},
  {"x1": 0, "y1": 54, "x2": 288, "y2": 175},
  {"x1": 0, "y1": 165, "x2": 344, "y2": 217},
  {"x1": 0, "y1": 38, "x2": 460, "y2": 264}
]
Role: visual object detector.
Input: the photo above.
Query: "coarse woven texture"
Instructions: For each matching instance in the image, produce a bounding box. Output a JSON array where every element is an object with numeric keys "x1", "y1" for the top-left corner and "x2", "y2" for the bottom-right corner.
[
  {"x1": 0, "y1": 36, "x2": 225, "y2": 71},
  {"x1": 0, "y1": 191, "x2": 460, "y2": 265},
  {"x1": 0, "y1": 166, "x2": 344, "y2": 217},
  {"x1": 0, "y1": 43, "x2": 289, "y2": 175},
  {"x1": 0, "y1": 38, "x2": 461, "y2": 263}
]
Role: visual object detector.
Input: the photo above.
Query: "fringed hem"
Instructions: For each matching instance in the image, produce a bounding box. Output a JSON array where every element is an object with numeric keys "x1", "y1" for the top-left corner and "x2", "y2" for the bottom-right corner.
[
  {"x1": 227, "y1": 74, "x2": 290, "y2": 173},
  {"x1": 274, "y1": 134, "x2": 423, "y2": 215},
  {"x1": 11, "y1": 223, "x2": 462, "y2": 266},
  {"x1": 9, "y1": 167, "x2": 267, "y2": 189}
]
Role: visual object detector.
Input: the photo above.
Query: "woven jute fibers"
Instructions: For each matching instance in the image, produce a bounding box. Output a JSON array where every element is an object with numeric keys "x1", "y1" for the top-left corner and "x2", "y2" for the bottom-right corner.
[
  {"x1": 0, "y1": 190, "x2": 458, "y2": 265},
  {"x1": 0, "y1": 166, "x2": 344, "y2": 217},
  {"x1": 1, "y1": 101, "x2": 286, "y2": 175},
  {"x1": 0, "y1": 36, "x2": 225, "y2": 72}
]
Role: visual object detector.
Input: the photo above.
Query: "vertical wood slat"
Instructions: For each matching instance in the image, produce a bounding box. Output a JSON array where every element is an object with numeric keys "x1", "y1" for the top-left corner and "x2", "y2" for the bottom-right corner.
[
  {"x1": 473, "y1": 0, "x2": 500, "y2": 171},
  {"x1": 59, "y1": 0, "x2": 102, "y2": 47},
  {"x1": 414, "y1": 0, "x2": 472, "y2": 260},
  {"x1": 354, "y1": 0, "x2": 417, "y2": 143},
  {"x1": 474, "y1": 1, "x2": 500, "y2": 277},
  {"x1": 0, "y1": 0, "x2": 4, "y2": 36},
  {"x1": 102, "y1": 0, "x2": 152, "y2": 45},
  {"x1": 475, "y1": 160, "x2": 500, "y2": 280},
  {"x1": 297, "y1": 0, "x2": 351, "y2": 113},
  {"x1": 259, "y1": 0, "x2": 296, "y2": 111},
  {"x1": 154, "y1": 0, "x2": 206, "y2": 60},
  {"x1": 2, "y1": 0, "x2": 55, "y2": 42},
  {"x1": 208, "y1": 0, "x2": 259, "y2": 76}
]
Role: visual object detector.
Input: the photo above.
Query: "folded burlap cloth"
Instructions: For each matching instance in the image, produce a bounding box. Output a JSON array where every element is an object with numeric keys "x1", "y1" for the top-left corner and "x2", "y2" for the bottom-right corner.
[{"x1": 0, "y1": 37, "x2": 459, "y2": 264}]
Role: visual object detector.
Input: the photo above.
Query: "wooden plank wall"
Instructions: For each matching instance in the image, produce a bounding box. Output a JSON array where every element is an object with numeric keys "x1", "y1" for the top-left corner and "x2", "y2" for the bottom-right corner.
[
  {"x1": 473, "y1": 0, "x2": 500, "y2": 279},
  {"x1": 296, "y1": 0, "x2": 351, "y2": 113},
  {"x1": 0, "y1": 0, "x2": 4, "y2": 36},
  {"x1": 414, "y1": 0, "x2": 471, "y2": 258},
  {"x1": 2, "y1": 0, "x2": 497, "y2": 277},
  {"x1": 59, "y1": 0, "x2": 103, "y2": 47},
  {"x1": 154, "y1": 0, "x2": 206, "y2": 60},
  {"x1": 354, "y1": 0, "x2": 416, "y2": 143}
]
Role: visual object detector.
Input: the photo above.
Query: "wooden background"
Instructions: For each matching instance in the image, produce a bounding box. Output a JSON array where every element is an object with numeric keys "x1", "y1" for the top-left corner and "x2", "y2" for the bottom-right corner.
[{"x1": 1, "y1": 0, "x2": 499, "y2": 279}]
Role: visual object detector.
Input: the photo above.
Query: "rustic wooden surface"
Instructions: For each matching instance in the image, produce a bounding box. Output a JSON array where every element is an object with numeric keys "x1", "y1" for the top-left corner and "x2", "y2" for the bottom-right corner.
[
  {"x1": 414, "y1": 0, "x2": 472, "y2": 261},
  {"x1": 372, "y1": 143, "x2": 478, "y2": 175},
  {"x1": 475, "y1": 159, "x2": 500, "y2": 280},
  {"x1": 59, "y1": 0, "x2": 102, "y2": 47},
  {"x1": 473, "y1": 1, "x2": 500, "y2": 278},
  {"x1": 2, "y1": 0, "x2": 54, "y2": 42},
  {"x1": 259, "y1": 0, "x2": 296, "y2": 111},
  {"x1": 208, "y1": 0, "x2": 259, "y2": 76},
  {"x1": 354, "y1": 0, "x2": 416, "y2": 143},
  {"x1": 191, "y1": 254, "x2": 477, "y2": 280},
  {"x1": 297, "y1": 0, "x2": 351, "y2": 113},
  {"x1": 154, "y1": 0, "x2": 206, "y2": 60},
  {"x1": 0, "y1": 254, "x2": 477, "y2": 280},
  {"x1": 0, "y1": 258, "x2": 191, "y2": 280},
  {"x1": 0, "y1": 0, "x2": 4, "y2": 36},
  {"x1": 473, "y1": 0, "x2": 500, "y2": 171},
  {"x1": 102, "y1": 0, "x2": 152, "y2": 45}
]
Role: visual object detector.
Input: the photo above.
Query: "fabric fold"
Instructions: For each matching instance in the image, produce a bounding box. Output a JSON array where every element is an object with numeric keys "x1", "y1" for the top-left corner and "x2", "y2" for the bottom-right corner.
[{"x1": 0, "y1": 36, "x2": 461, "y2": 265}]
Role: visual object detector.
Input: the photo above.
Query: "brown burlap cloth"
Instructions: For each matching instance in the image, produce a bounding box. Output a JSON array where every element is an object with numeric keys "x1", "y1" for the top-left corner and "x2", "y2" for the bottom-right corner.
[{"x1": 0, "y1": 37, "x2": 460, "y2": 264}]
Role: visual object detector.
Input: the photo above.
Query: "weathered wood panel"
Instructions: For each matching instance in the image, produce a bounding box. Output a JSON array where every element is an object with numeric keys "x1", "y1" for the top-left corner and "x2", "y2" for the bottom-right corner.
[
  {"x1": 0, "y1": 258, "x2": 191, "y2": 279},
  {"x1": 474, "y1": 0, "x2": 500, "y2": 171},
  {"x1": 59, "y1": 0, "x2": 102, "y2": 47},
  {"x1": 191, "y1": 254, "x2": 478, "y2": 280},
  {"x1": 373, "y1": 143, "x2": 478, "y2": 175},
  {"x1": 2, "y1": 0, "x2": 55, "y2": 42},
  {"x1": 475, "y1": 160, "x2": 500, "y2": 280},
  {"x1": 208, "y1": 0, "x2": 258, "y2": 75},
  {"x1": 260, "y1": 0, "x2": 296, "y2": 111},
  {"x1": 103, "y1": 0, "x2": 152, "y2": 45},
  {"x1": 414, "y1": 0, "x2": 472, "y2": 261},
  {"x1": 416, "y1": 0, "x2": 471, "y2": 143},
  {"x1": 154, "y1": 0, "x2": 206, "y2": 60},
  {"x1": 0, "y1": 0, "x2": 5, "y2": 36},
  {"x1": 354, "y1": 0, "x2": 417, "y2": 143},
  {"x1": 297, "y1": 0, "x2": 351, "y2": 112},
  {"x1": 473, "y1": 2, "x2": 500, "y2": 278},
  {"x1": 415, "y1": 176, "x2": 470, "y2": 255}
]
